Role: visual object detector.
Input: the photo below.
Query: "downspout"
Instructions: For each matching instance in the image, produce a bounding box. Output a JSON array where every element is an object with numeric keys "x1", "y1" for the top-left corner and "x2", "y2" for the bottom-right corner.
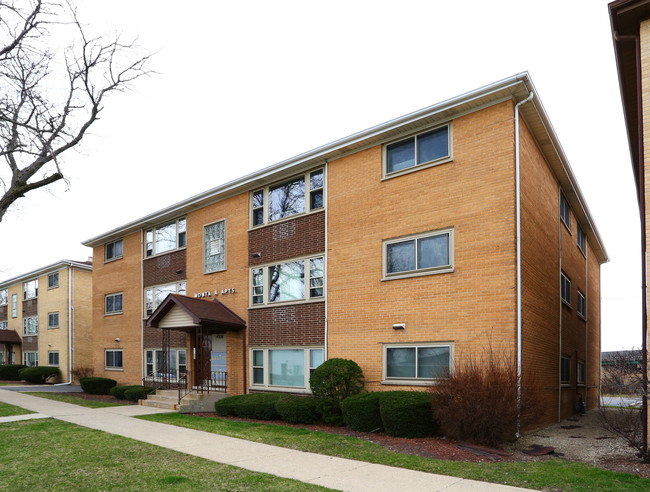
[
  {"x1": 614, "y1": 30, "x2": 647, "y2": 455},
  {"x1": 585, "y1": 242, "x2": 589, "y2": 408},
  {"x1": 324, "y1": 161, "x2": 329, "y2": 362},
  {"x1": 55, "y1": 266, "x2": 73, "y2": 385},
  {"x1": 558, "y1": 184, "x2": 563, "y2": 422},
  {"x1": 515, "y1": 91, "x2": 534, "y2": 438}
]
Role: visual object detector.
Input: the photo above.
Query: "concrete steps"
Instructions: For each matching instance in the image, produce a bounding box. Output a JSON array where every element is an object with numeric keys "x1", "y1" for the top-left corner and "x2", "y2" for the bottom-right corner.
[{"x1": 139, "y1": 389, "x2": 230, "y2": 412}]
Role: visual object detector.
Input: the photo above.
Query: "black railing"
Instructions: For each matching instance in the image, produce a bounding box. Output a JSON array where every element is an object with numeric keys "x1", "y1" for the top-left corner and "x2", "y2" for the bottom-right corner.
[
  {"x1": 193, "y1": 371, "x2": 228, "y2": 395},
  {"x1": 142, "y1": 370, "x2": 228, "y2": 404}
]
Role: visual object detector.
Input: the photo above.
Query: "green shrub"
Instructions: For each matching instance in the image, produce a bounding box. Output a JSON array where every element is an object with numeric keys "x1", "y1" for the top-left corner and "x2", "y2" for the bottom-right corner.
[
  {"x1": 123, "y1": 386, "x2": 156, "y2": 402},
  {"x1": 0, "y1": 364, "x2": 28, "y2": 380},
  {"x1": 309, "y1": 358, "x2": 364, "y2": 402},
  {"x1": 214, "y1": 393, "x2": 282, "y2": 420},
  {"x1": 275, "y1": 396, "x2": 322, "y2": 424},
  {"x1": 341, "y1": 392, "x2": 383, "y2": 432},
  {"x1": 110, "y1": 385, "x2": 143, "y2": 400},
  {"x1": 17, "y1": 366, "x2": 60, "y2": 384},
  {"x1": 379, "y1": 391, "x2": 439, "y2": 438},
  {"x1": 79, "y1": 377, "x2": 117, "y2": 395},
  {"x1": 315, "y1": 397, "x2": 344, "y2": 426}
]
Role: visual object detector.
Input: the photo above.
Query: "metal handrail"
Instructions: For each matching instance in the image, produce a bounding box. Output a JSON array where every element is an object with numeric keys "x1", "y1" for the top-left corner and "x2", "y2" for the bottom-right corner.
[{"x1": 177, "y1": 372, "x2": 189, "y2": 404}]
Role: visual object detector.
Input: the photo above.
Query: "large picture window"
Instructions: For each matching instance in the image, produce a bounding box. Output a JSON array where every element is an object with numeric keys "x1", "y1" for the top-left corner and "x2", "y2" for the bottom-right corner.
[
  {"x1": 251, "y1": 347, "x2": 323, "y2": 390},
  {"x1": 385, "y1": 124, "x2": 450, "y2": 175},
  {"x1": 251, "y1": 256, "x2": 324, "y2": 306},
  {"x1": 204, "y1": 220, "x2": 226, "y2": 273},
  {"x1": 383, "y1": 343, "x2": 452, "y2": 382},
  {"x1": 145, "y1": 281, "x2": 186, "y2": 316},
  {"x1": 23, "y1": 351, "x2": 38, "y2": 367},
  {"x1": 23, "y1": 279, "x2": 38, "y2": 300},
  {"x1": 384, "y1": 229, "x2": 453, "y2": 279},
  {"x1": 145, "y1": 217, "x2": 186, "y2": 257},
  {"x1": 23, "y1": 316, "x2": 38, "y2": 336},
  {"x1": 145, "y1": 349, "x2": 187, "y2": 379}
]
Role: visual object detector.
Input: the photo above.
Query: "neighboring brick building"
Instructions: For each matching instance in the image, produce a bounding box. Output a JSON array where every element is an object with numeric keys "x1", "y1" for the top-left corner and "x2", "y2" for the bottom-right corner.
[
  {"x1": 83, "y1": 73, "x2": 607, "y2": 425},
  {"x1": 0, "y1": 260, "x2": 93, "y2": 382}
]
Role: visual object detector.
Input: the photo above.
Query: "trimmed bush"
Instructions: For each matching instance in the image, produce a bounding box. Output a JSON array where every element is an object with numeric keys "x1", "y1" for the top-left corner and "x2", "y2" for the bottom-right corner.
[
  {"x1": 0, "y1": 364, "x2": 27, "y2": 380},
  {"x1": 17, "y1": 366, "x2": 60, "y2": 384},
  {"x1": 110, "y1": 385, "x2": 143, "y2": 400},
  {"x1": 214, "y1": 393, "x2": 282, "y2": 420},
  {"x1": 315, "y1": 397, "x2": 344, "y2": 426},
  {"x1": 79, "y1": 377, "x2": 117, "y2": 395},
  {"x1": 309, "y1": 358, "x2": 364, "y2": 402},
  {"x1": 123, "y1": 386, "x2": 156, "y2": 402},
  {"x1": 275, "y1": 395, "x2": 322, "y2": 424},
  {"x1": 214, "y1": 394, "x2": 246, "y2": 416},
  {"x1": 341, "y1": 392, "x2": 383, "y2": 432},
  {"x1": 379, "y1": 391, "x2": 439, "y2": 438}
]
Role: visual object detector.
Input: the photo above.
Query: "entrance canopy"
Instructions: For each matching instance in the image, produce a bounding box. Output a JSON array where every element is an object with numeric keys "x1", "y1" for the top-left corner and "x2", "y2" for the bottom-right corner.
[
  {"x1": 146, "y1": 294, "x2": 245, "y2": 333},
  {"x1": 0, "y1": 330, "x2": 22, "y2": 344}
]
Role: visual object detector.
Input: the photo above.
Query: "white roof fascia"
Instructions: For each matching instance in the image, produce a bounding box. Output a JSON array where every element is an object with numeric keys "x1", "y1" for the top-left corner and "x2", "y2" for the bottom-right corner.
[{"x1": 0, "y1": 260, "x2": 92, "y2": 289}]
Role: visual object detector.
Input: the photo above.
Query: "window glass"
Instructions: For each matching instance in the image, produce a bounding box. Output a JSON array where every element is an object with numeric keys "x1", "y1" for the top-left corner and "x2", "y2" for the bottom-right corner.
[
  {"x1": 386, "y1": 345, "x2": 451, "y2": 380},
  {"x1": 577, "y1": 226, "x2": 586, "y2": 253},
  {"x1": 310, "y1": 170, "x2": 324, "y2": 210},
  {"x1": 178, "y1": 350, "x2": 187, "y2": 376},
  {"x1": 23, "y1": 316, "x2": 38, "y2": 335},
  {"x1": 577, "y1": 361, "x2": 586, "y2": 384},
  {"x1": 561, "y1": 273, "x2": 571, "y2": 304},
  {"x1": 48, "y1": 352, "x2": 59, "y2": 366},
  {"x1": 417, "y1": 234, "x2": 449, "y2": 269},
  {"x1": 155, "y1": 221, "x2": 177, "y2": 254},
  {"x1": 11, "y1": 294, "x2": 17, "y2": 317},
  {"x1": 387, "y1": 347, "x2": 416, "y2": 378},
  {"x1": 145, "y1": 282, "x2": 186, "y2": 316},
  {"x1": 417, "y1": 127, "x2": 449, "y2": 164},
  {"x1": 178, "y1": 218, "x2": 186, "y2": 248},
  {"x1": 269, "y1": 178, "x2": 306, "y2": 222},
  {"x1": 269, "y1": 261, "x2": 305, "y2": 302},
  {"x1": 23, "y1": 279, "x2": 38, "y2": 300},
  {"x1": 146, "y1": 229, "x2": 154, "y2": 257},
  {"x1": 252, "y1": 269, "x2": 264, "y2": 305},
  {"x1": 309, "y1": 258, "x2": 324, "y2": 298},
  {"x1": 48, "y1": 273, "x2": 59, "y2": 288},
  {"x1": 386, "y1": 137, "x2": 415, "y2": 174},
  {"x1": 578, "y1": 291, "x2": 586, "y2": 318},
  {"x1": 146, "y1": 350, "x2": 154, "y2": 376},
  {"x1": 106, "y1": 350, "x2": 123, "y2": 368},
  {"x1": 253, "y1": 349, "x2": 264, "y2": 384},
  {"x1": 269, "y1": 349, "x2": 304, "y2": 387},
  {"x1": 105, "y1": 293, "x2": 123, "y2": 314},
  {"x1": 417, "y1": 346, "x2": 450, "y2": 379},
  {"x1": 48, "y1": 312, "x2": 59, "y2": 328},
  {"x1": 309, "y1": 348, "x2": 323, "y2": 376},
  {"x1": 561, "y1": 357, "x2": 570, "y2": 383},
  {"x1": 252, "y1": 190, "x2": 264, "y2": 226},
  {"x1": 106, "y1": 239, "x2": 123, "y2": 260},
  {"x1": 387, "y1": 240, "x2": 416, "y2": 273},
  {"x1": 0, "y1": 289, "x2": 7, "y2": 306},
  {"x1": 204, "y1": 221, "x2": 226, "y2": 273},
  {"x1": 560, "y1": 193, "x2": 571, "y2": 229}
]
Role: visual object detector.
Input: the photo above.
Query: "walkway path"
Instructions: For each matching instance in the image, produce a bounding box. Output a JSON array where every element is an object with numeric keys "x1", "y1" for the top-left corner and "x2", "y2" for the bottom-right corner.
[{"x1": 0, "y1": 389, "x2": 527, "y2": 492}]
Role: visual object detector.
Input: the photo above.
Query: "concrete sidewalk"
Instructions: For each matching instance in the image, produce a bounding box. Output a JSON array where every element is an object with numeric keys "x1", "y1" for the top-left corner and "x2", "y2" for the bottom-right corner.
[{"x1": 0, "y1": 389, "x2": 527, "y2": 492}]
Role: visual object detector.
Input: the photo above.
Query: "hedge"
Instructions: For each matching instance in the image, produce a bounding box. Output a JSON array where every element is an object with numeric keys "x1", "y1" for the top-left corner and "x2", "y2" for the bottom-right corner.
[
  {"x1": 123, "y1": 386, "x2": 156, "y2": 402},
  {"x1": 79, "y1": 377, "x2": 117, "y2": 395},
  {"x1": 315, "y1": 397, "x2": 344, "y2": 426},
  {"x1": 341, "y1": 392, "x2": 383, "y2": 432},
  {"x1": 0, "y1": 364, "x2": 27, "y2": 380},
  {"x1": 214, "y1": 393, "x2": 282, "y2": 420},
  {"x1": 309, "y1": 358, "x2": 364, "y2": 401},
  {"x1": 18, "y1": 366, "x2": 60, "y2": 384},
  {"x1": 379, "y1": 391, "x2": 439, "y2": 438},
  {"x1": 110, "y1": 385, "x2": 144, "y2": 400},
  {"x1": 275, "y1": 395, "x2": 322, "y2": 424}
]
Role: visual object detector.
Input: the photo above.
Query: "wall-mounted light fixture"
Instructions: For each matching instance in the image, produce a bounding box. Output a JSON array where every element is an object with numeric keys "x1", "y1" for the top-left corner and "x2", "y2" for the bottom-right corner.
[
  {"x1": 251, "y1": 252, "x2": 262, "y2": 258},
  {"x1": 114, "y1": 337, "x2": 120, "y2": 342},
  {"x1": 392, "y1": 323, "x2": 406, "y2": 330}
]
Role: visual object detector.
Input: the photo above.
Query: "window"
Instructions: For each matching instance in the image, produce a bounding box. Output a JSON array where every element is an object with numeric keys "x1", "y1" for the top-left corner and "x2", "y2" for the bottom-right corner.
[
  {"x1": 144, "y1": 349, "x2": 187, "y2": 378},
  {"x1": 561, "y1": 272, "x2": 571, "y2": 305},
  {"x1": 0, "y1": 288, "x2": 7, "y2": 306},
  {"x1": 145, "y1": 217, "x2": 186, "y2": 257},
  {"x1": 23, "y1": 279, "x2": 38, "y2": 300},
  {"x1": 48, "y1": 351, "x2": 59, "y2": 366},
  {"x1": 145, "y1": 281, "x2": 186, "y2": 316},
  {"x1": 105, "y1": 293, "x2": 123, "y2": 315},
  {"x1": 384, "y1": 229, "x2": 453, "y2": 279},
  {"x1": 105, "y1": 349, "x2": 123, "y2": 370},
  {"x1": 23, "y1": 351, "x2": 38, "y2": 367},
  {"x1": 383, "y1": 343, "x2": 452, "y2": 382},
  {"x1": 23, "y1": 316, "x2": 38, "y2": 335},
  {"x1": 251, "y1": 169, "x2": 324, "y2": 227},
  {"x1": 48, "y1": 312, "x2": 59, "y2": 329},
  {"x1": 577, "y1": 360, "x2": 586, "y2": 385},
  {"x1": 560, "y1": 193, "x2": 570, "y2": 230},
  {"x1": 577, "y1": 226, "x2": 586, "y2": 254},
  {"x1": 250, "y1": 347, "x2": 323, "y2": 390},
  {"x1": 0, "y1": 321, "x2": 7, "y2": 330},
  {"x1": 204, "y1": 220, "x2": 226, "y2": 273},
  {"x1": 48, "y1": 272, "x2": 59, "y2": 289},
  {"x1": 11, "y1": 294, "x2": 17, "y2": 317},
  {"x1": 561, "y1": 356, "x2": 571, "y2": 384},
  {"x1": 577, "y1": 290, "x2": 586, "y2": 319},
  {"x1": 105, "y1": 239, "x2": 124, "y2": 261},
  {"x1": 251, "y1": 256, "x2": 324, "y2": 306},
  {"x1": 385, "y1": 124, "x2": 450, "y2": 176}
]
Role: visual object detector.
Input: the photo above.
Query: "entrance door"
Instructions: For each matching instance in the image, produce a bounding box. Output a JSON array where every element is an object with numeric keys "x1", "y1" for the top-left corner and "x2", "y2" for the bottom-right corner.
[{"x1": 211, "y1": 334, "x2": 226, "y2": 387}]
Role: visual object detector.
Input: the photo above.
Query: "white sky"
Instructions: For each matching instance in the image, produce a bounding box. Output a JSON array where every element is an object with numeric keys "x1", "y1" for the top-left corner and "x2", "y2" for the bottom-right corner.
[{"x1": 0, "y1": 0, "x2": 640, "y2": 351}]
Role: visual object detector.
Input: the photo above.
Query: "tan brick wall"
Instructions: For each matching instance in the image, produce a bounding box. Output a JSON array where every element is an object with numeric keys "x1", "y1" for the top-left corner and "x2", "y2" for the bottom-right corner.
[
  {"x1": 37, "y1": 269, "x2": 70, "y2": 381},
  {"x1": 72, "y1": 267, "x2": 94, "y2": 380}
]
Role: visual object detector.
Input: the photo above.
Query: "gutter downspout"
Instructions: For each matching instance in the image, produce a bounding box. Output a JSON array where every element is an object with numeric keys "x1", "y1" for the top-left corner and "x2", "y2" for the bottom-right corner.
[
  {"x1": 55, "y1": 266, "x2": 73, "y2": 386},
  {"x1": 515, "y1": 91, "x2": 534, "y2": 438}
]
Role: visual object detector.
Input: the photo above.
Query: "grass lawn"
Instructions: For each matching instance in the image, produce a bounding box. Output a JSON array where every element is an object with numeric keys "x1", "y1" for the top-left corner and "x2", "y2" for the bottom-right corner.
[
  {"x1": 0, "y1": 419, "x2": 332, "y2": 491},
  {"x1": 141, "y1": 413, "x2": 650, "y2": 492},
  {"x1": 24, "y1": 392, "x2": 128, "y2": 408},
  {"x1": 0, "y1": 402, "x2": 34, "y2": 417}
]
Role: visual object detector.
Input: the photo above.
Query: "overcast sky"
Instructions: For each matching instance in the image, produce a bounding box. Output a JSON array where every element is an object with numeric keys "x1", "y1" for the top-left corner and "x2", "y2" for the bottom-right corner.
[{"x1": 0, "y1": 0, "x2": 639, "y2": 351}]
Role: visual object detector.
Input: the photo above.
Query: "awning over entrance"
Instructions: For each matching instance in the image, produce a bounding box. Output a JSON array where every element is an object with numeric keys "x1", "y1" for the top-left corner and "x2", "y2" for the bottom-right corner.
[
  {"x1": 0, "y1": 330, "x2": 22, "y2": 344},
  {"x1": 146, "y1": 294, "x2": 246, "y2": 333}
]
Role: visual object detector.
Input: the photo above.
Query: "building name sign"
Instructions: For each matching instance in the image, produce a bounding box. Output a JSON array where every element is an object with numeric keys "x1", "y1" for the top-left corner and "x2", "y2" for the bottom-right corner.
[{"x1": 194, "y1": 288, "x2": 236, "y2": 299}]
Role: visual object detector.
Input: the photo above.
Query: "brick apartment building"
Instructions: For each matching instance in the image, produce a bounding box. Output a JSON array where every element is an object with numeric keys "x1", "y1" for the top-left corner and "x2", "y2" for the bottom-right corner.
[
  {"x1": 0, "y1": 260, "x2": 93, "y2": 382},
  {"x1": 82, "y1": 73, "x2": 607, "y2": 424}
]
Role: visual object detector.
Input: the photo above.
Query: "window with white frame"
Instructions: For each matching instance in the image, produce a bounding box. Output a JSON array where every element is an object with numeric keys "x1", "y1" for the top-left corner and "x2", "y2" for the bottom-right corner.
[
  {"x1": 145, "y1": 281, "x2": 186, "y2": 316},
  {"x1": 105, "y1": 292, "x2": 123, "y2": 315},
  {"x1": 251, "y1": 256, "x2": 324, "y2": 306},
  {"x1": 577, "y1": 290, "x2": 586, "y2": 319},
  {"x1": 105, "y1": 238, "x2": 123, "y2": 261},
  {"x1": 561, "y1": 356, "x2": 571, "y2": 384},
  {"x1": 145, "y1": 217, "x2": 186, "y2": 257},
  {"x1": 383, "y1": 343, "x2": 452, "y2": 382},
  {"x1": 145, "y1": 349, "x2": 187, "y2": 378},
  {"x1": 48, "y1": 312, "x2": 59, "y2": 329},
  {"x1": 250, "y1": 347, "x2": 323, "y2": 389},
  {"x1": 577, "y1": 226, "x2": 586, "y2": 254},
  {"x1": 23, "y1": 316, "x2": 38, "y2": 336},
  {"x1": 23, "y1": 279, "x2": 38, "y2": 300},
  {"x1": 11, "y1": 294, "x2": 17, "y2": 317},
  {"x1": 560, "y1": 193, "x2": 571, "y2": 230},
  {"x1": 0, "y1": 321, "x2": 7, "y2": 330},
  {"x1": 0, "y1": 288, "x2": 7, "y2": 306},
  {"x1": 204, "y1": 220, "x2": 226, "y2": 273},
  {"x1": 385, "y1": 124, "x2": 451, "y2": 176},
  {"x1": 105, "y1": 349, "x2": 123, "y2": 370},
  {"x1": 577, "y1": 360, "x2": 585, "y2": 385},
  {"x1": 23, "y1": 351, "x2": 38, "y2": 367},
  {"x1": 251, "y1": 169, "x2": 324, "y2": 227},
  {"x1": 384, "y1": 229, "x2": 453, "y2": 279},
  {"x1": 48, "y1": 351, "x2": 59, "y2": 366},
  {"x1": 561, "y1": 272, "x2": 571, "y2": 305},
  {"x1": 48, "y1": 272, "x2": 59, "y2": 289}
]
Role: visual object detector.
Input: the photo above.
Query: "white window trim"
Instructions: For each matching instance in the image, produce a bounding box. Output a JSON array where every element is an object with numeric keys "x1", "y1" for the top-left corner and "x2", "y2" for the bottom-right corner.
[
  {"x1": 105, "y1": 349, "x2": 124, "y2": 371},
  {"x1": 203, "y1": 218, "x2": 227, "y2": 274},
  {"x1": 249, "y1": 346, "x2": 323, "y2": 393},
  {"x1": 23, "y1": 351, "x2": 38, "y2": 367},
  {"x1": 145, "y1": 216, "x2": 187, "y2": 258},
  {"x1": 382, "y1": 122, "x2": 453, "y2": 180},
  {"x1": 23, "y1": 316, "x2": 38, "y2": 336},
  {"x1": 249, "y1": 254, "x2": 325, "y2": 307},
  {"x1": 382, "y1": 228, "x2": 454, "y2": 281},
  {"x1": 105, "y1": 238, "x2": 124, "y2": 262},
  {"x1": 561, "y1": 272, "x2": 571, "y2": 307},
  {"x1": 105, "y1": 292, "x2": 124, "y2": 315},
  {"x1": 23, "y1": 279, "x2": 38, "y2": 300},
  {"x1": 48, "y1": 312, "x2": 59, "y2": 329},
  {"x1": 382, "y1": 342, "x2": 454, "y2": 386},
  {"x1": 11, "y1": 294, "x2": 17, "y2": 318},
  {"x1": 48, "y1": 272, "x2": 59, "y2": 290},
  {"x1": 144, "y1": 348, "x2": 187, "y2": 379},
  {"x1": 48, "y1": 351, "x2": 59, "y2": 367},
  {"x1": 250, "y1": 168, "x2": 325, "y2": 229},
  {"x1": 145, "y1": 281, "x2": 187, "y2": 316}
]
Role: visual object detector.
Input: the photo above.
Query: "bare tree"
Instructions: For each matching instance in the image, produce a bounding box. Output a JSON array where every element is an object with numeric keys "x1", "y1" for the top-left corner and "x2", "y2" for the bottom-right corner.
[{"x1": 0, "y1": 0, "x2": 152, "y2": 221}]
